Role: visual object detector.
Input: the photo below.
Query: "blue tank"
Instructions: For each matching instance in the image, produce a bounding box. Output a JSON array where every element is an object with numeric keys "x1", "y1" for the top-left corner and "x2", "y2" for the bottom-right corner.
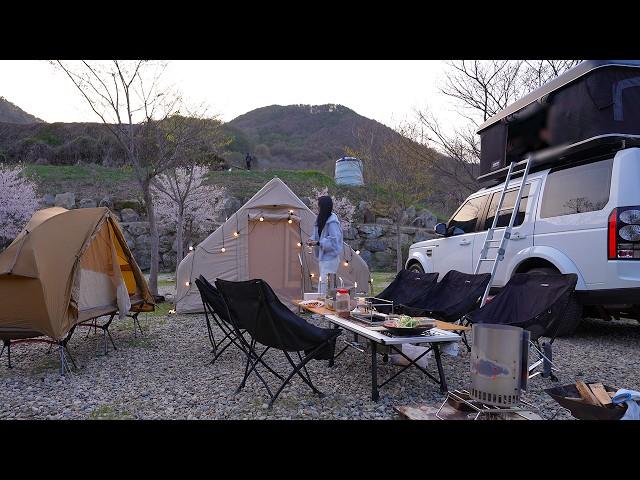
[{"x1": 335, "y1": 157, "x2": 364, "y2": 186}]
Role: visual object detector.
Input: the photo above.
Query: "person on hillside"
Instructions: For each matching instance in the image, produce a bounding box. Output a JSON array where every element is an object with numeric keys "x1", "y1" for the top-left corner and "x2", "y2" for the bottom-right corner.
[
  {"x1": 307, "y1": 196, "x2": 344, "y2": 295},
  {"x1": 245, "y1": 153, "x2": 252, "y2": 170}
]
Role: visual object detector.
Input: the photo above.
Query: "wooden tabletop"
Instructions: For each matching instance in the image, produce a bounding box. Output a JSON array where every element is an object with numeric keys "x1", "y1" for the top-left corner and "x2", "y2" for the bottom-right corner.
[{"x1": 295, "y1": 301, "x2": 471, "y2": 332}]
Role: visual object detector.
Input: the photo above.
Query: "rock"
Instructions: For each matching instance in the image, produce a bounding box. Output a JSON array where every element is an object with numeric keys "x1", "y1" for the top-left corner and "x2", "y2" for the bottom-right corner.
[
  {"x1": 414, "y1": 230, "x2": 437, "y2": 243},
  {"x1": 404, "y1": 206, "x2": 416, "y2": 223},
  {"x1": 412, "y1": 210, "x2": 438, "y2": 229},
  {"x1": 99, "y1": 196, "x2": 114, "y2": 209},
  {"x1": 358, "y1": 201, "x2": 375, "y2": 224},
  {"x1": 343, "y1": 226, "x2": 358, "y2": 240},
  {"x1": 222, "y1": 196, "x2": 242, "y2": 218},
  {"x1": 54, "y1": 192, "x2": 76, "y2": 209},
  {"x1": 357, "y1": 224, "x2": 383, "y2": 239},
  {"x1": 120, "y1": 208, "x2": 139, "y2": 222},
  {"x1": 79, "y1": 198, "x2": 97, "y2": 209},
  {"x1": 122, "y1": 222, "x2": 149, "y2": 237},
  {"x1": 364, "y1": 238, "x2": 386, "y2": 252},
  {"x1": 376, "y1": 217, "x2": 393, "y2": 225},
  {"x1": 371, "y1": 251, "x2": 394, "y2": 269},
  {"x1": 114, "y1": 199, "x2": 143, "y2": 212},
  {"x1": 42, "y1": 194, "x2": 55, "y2": 207}
]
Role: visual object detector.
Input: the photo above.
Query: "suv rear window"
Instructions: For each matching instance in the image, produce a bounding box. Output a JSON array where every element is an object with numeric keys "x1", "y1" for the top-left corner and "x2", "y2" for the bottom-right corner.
[
  {"x1": 540, "y1": 159, "x2": 613, "y2": 218},
  {"x1": 484, "y1": 184, "x2": 531, "y2": 230}
]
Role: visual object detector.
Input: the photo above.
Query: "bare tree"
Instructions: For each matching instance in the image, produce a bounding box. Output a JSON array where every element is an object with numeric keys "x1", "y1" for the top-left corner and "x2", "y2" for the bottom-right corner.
[
  {"x1": 53, "y1": 60, "x2": 205, "y2": 296},
  {"x1": 352, "y1": 125, "x2": 435, "y2": 272}
]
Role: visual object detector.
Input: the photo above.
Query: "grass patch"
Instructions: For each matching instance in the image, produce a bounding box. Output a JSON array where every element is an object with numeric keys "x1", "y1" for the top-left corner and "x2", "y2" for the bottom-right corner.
[
  {"x1": 146, "y1": 302, "x2": 173, "y2": 317},
  {"x1": 158, "y1": 279, "x2": 175, "y2": 287},
  {"x1": 24, "y1": 164, "x2": 134, "y2": 183},
  {"x1": 88, "y1": 404, "x2": 134, "y2": 420},
  {"x1": 371, "y1": 271, "x2": 397, "y2": 296}
]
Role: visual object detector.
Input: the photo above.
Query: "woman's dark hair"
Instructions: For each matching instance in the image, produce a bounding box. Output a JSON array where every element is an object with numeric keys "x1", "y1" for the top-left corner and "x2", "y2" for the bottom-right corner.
[{"x1": 316, "y1": 196, "x2": 333, "y2": 236}]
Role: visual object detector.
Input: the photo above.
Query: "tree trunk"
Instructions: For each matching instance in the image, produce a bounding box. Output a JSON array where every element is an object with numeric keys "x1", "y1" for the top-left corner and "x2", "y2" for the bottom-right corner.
[
  {"x1": 175, "y1": 210, "x2": 184, "y2": 268},
  {"x1": 143, "y1": 183, "x2": 159, "y2": 297},
  {"x1": 396, "y1": 222, "x2": 403, "y2": 273}
]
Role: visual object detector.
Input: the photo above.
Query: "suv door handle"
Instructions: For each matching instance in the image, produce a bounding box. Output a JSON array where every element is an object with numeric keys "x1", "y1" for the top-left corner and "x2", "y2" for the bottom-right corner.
[
  {"x1": 459, "y1": 239, "x2": 471, "y2": 246},
  {"x1": 511, "y1": 233, "x2": 527, "y2": 240}
]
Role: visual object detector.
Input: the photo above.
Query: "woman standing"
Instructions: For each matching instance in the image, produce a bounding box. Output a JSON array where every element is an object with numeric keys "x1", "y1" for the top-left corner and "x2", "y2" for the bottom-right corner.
[{"x1": 307, "y1": 196, "x2": 344, "y2": 294}]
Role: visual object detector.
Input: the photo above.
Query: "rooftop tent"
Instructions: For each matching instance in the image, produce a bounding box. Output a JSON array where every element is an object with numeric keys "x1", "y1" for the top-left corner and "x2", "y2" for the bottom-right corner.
[
  {"x1": 478, "y1": 60, "x2": 640, "y2": 178},
  {"x1": 176, "y1": 177, "x2": 370, "y2": 313},
  {"x1": 0, "y1": 207, "x2": 154, "y2": 341}
]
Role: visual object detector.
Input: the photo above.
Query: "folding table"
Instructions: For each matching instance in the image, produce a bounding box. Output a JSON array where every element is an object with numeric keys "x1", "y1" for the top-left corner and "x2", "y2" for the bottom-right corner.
[{"x1": 296, "y1": 302, "x2": 462, "y2": 401}]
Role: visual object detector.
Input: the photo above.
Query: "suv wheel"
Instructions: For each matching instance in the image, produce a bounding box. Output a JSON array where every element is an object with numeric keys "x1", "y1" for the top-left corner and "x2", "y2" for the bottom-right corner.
[
  {"x1": 526, "y1": 267, "x2": 583, "y2": 337},
  {"x1": 408, "y1": 263, "x2": 424, "y2": 274}
]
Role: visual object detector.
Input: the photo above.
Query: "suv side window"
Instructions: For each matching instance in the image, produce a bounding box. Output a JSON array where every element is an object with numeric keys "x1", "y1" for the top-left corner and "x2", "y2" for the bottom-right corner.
[
  {"x1": 540, "y1": 159, "x2": 614, "y2": 218},
  {"x1": 484, "y1": 184, "x2": 531, "y2": 230},
  {"x1": 448, "y1": 195, "x2": 488, "y2": 234}
]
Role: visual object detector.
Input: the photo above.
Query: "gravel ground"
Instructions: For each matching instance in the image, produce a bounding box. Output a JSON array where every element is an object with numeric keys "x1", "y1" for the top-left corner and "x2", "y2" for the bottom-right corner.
[{"x1": 0, "y1": 307, "x2": 638, "y2": 420}]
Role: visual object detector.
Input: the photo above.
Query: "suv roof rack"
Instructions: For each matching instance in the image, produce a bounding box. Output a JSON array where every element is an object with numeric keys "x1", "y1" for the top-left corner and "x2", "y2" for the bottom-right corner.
[{"x1": 477, "y1": 134, "x2": 640, "y2": 185}]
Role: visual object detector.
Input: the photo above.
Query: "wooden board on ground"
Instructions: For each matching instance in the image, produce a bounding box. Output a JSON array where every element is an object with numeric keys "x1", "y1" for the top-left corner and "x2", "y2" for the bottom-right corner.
[
  {"x1": 395, "y1": 404, "x2": 542, "y2": 420},
  {"x1": 576, "y1": 380, "x2": 602, "y2": 406},
  {"x1": 589, "y1": 383, "x2": 613, "y2": 406}
]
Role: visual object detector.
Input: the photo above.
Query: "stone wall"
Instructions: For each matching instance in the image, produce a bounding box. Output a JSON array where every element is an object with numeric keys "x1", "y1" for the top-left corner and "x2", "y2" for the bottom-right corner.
[{"x1": 37, "y1": 192, "x2": 439, "y2": 272}]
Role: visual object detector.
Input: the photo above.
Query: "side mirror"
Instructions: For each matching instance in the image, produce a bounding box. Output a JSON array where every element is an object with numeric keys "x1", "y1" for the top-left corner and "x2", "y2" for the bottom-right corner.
[{"x1": 434, "y1": 222, "x2": 447, "y2": 236}]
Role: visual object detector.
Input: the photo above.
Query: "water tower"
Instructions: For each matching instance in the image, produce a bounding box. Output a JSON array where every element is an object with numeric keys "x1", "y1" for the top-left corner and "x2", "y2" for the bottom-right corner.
[{"x1": 335, "y1": 156, "x2": 364, "y2": 186}]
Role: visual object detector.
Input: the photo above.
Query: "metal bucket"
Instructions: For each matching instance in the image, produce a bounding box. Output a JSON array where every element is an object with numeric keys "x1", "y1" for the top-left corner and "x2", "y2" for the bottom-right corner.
[{"x1": 470, "y1": 324, "x2": 530, "y2": 407}]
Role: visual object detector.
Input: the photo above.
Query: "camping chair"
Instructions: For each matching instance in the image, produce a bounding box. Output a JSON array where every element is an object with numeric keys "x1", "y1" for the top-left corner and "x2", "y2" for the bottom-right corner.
[
  {"x1": 465, "y1": 273, "x2": 578, "y2": 380},
  {"x1": 195, "y1": 277, "x2": 283, "y2": 379},
  {"x1": 0, "y1": 327, "x2": 78, "y2": 375},
  {"x1": 400, "y1": 270, "x2": 491, "y2": 322},
  {"x1": 216, "y1": 278, "x2": 342, "y2": 408},
  {"x1": 398, "y1": 270, "x2": 491, "y2": 351},
  {"x1": 374, "y1": 270, "x2": 439, "y2": 314}
]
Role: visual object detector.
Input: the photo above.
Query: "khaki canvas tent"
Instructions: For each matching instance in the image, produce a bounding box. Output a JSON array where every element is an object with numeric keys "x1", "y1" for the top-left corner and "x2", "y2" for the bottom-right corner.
[
  {"x1": 176, "y1": 177, "x2": 370, "y2": 313},
  {"x1": 0, "y1": 207, "x2": 154, "y2": 344}
]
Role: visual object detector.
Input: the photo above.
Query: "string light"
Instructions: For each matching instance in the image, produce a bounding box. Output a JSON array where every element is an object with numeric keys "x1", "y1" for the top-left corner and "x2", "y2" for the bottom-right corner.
[
  {"x1": 289, "y1": 209, "x2": 294, "y2": 214},
  {"x1": 259, "y1": 216, "x2": 264, "y2": 222},
  {"x1": 344, "y1": 260, "x2": 349, "y2": 266},
  {"x1": 233, "y1": 231, "x2": 239, "y2": 237},
  {"x1": 185, "y1": 281, "x2": 190, "y2": 287},
  {"x1": 296, "y1": 242, "x2": 302, "y2": 247},
  {"x1": 355, "y1": 281, "x2": 358, "y2": 289},
  {"x1": 221, "y1": 247, "x2": 226, "y2": 253},
  {"x1": 355, "y1": 249, "x2": 360, "y2": 255},
  {"x1": 288, "y1": 217, "x2": 293, "y2": 224},
  {"x1": 310, "y1": 273, "x2": 315, "y2": 278}
]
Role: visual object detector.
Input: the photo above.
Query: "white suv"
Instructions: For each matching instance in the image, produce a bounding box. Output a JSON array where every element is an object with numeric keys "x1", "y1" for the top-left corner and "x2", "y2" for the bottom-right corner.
[{"x1": 406, "y1": 144, "x2": 640, "y2": 335}]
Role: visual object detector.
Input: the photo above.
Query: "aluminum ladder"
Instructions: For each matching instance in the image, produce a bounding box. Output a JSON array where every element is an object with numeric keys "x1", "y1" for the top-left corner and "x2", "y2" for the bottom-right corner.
[{"x1": 474, "y1": 155, "x2": 533, "y2": 307}]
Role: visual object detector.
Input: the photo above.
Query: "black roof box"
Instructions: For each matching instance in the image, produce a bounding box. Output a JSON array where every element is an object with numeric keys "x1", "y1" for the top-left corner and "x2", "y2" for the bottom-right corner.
[{"x1": 477, "y1": 60, "x2": 640, "y2": 180}]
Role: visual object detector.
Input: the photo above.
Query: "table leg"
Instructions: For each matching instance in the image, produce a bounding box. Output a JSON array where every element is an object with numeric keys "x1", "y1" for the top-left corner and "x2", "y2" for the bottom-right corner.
[
  {"x1": 433, "y1": 345, "x2": 447, "y2": 393},
  {"x1": 371, "y1": 340, "x2": 379, "y2": 402}
]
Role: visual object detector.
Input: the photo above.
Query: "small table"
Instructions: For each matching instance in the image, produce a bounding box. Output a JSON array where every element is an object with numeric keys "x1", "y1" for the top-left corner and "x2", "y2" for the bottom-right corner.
[{"x1": 297, "y1": 302, "x2": 462, "y2": 401}]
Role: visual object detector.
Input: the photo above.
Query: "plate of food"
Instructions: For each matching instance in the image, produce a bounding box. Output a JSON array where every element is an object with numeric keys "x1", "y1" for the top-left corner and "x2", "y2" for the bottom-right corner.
[
  {"x1": 383, "y1": 315, "x2": 436, "y2": 336},
  {"x1": 299, "y1": 299, "x2": 325, "y2": 309}
]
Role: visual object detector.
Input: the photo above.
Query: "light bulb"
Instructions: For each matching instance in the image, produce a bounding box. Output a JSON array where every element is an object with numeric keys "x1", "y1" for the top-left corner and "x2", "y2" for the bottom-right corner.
[
  {"x1": 355, "y1": 249, "x2": 360, "y2": 255},
  {"x1": 188, "y1": 245, "x2": 194, "y2": 251},
  {"x1": 310, "y1": 273, "x2": 315, "y2": 278},
  {"x1": 221, "y1": 247, "x2": 226, "y2": 253},
  {"x1": 185, "y1": 281, "x2": 190, "y2": 287},
  {"x1": 288, "y1": 218, "x2": 293, "y2": 224},
  {"x1": 355, "y1": 282, "x2": 358, "y2": 289},
  {"x1": 296, "y1": 242, "x2": 302, "y2": 247},
  {"x1": 233, "y1": 231, "x2": 239, "y2": 237},
  {"x1": 344, "y1": 261, "x2": 349, "y2": 266},
  {"x1": 289, "y1": 209, "x2": 294, "y2": 214},
  {"x1": 259, "y1": 216, "x2": 264, "y2": 222}
]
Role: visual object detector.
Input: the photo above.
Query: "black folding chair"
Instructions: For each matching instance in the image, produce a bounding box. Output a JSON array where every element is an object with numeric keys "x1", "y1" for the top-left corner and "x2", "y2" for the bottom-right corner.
[
  {"x1": 401, "y1": 270, "x2": 491, "y2": 322},
  {"x1": 374, "y1": 269, "x2": 439, "y2": 314},
  {"x1": 465, "y1": 273, "x2": 578, "y2": 380},
  {"x1": 216, "y1": 278, "x2": 342, "y2": 408}
]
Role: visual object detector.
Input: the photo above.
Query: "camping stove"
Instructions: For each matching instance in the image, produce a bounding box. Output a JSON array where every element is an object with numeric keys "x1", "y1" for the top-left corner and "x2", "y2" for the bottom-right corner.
[{"x1": 470, "y1": 324, "x2": 530, "y2": 407}]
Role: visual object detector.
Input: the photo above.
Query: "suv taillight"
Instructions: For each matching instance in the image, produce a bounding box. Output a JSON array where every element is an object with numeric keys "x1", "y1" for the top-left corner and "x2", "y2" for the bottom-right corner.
[{"x1": 608, "y1": 206, "x2": 640, "y2": 260}]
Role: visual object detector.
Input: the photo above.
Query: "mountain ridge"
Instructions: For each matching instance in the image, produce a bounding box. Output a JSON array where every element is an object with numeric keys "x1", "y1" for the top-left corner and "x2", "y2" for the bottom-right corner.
[{"x1": 0, "y1": 97, "x2": 44, "y2": 124}]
